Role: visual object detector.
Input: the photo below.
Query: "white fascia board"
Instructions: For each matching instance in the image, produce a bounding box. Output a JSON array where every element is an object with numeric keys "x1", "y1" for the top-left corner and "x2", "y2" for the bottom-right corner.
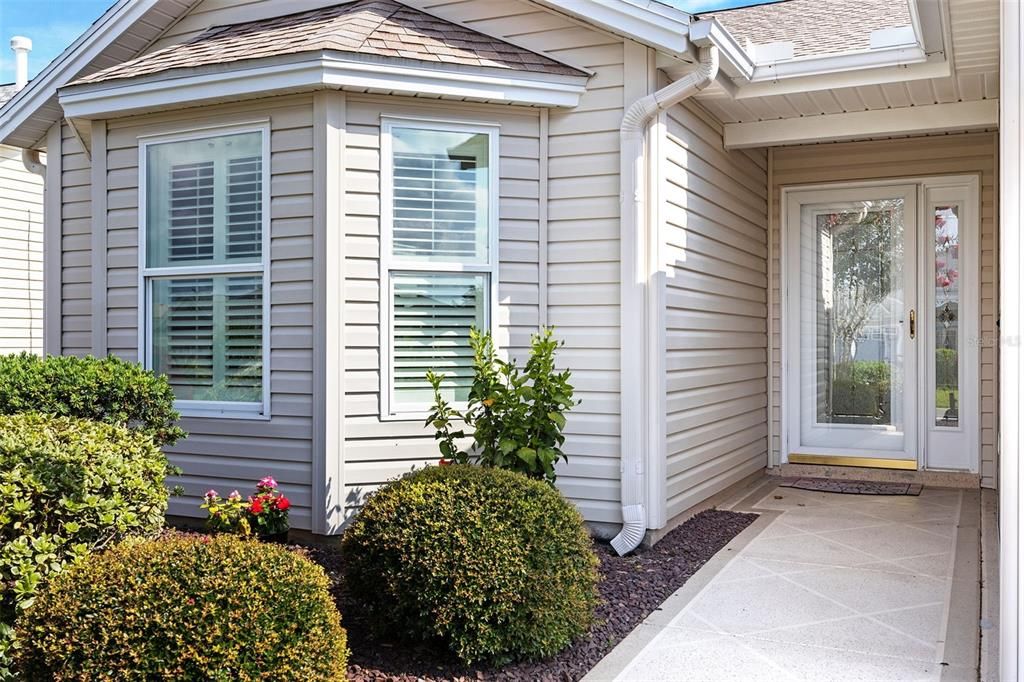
[
  {"x1": 723, "y1": 99, "x2": 998, "y2": 149},
  {"x1": 0, "y1": 0, "x2": 162, "y2": 148},
  {"x1": 58, "y1": 52, "x2": 588, "y2": 119},
  {"x1": 531, "y1": 0, "x2": 692, "y2": 57}
]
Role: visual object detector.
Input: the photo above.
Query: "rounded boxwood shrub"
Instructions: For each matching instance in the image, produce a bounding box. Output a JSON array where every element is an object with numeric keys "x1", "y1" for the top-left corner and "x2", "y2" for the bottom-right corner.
[
  {"x1": 342, "y1": 464, "x2": 599, "y2": 664},
  {"x1": 0, "y1": 353, "x2": 184, "y2": 446},
  {"x1": 16, "y1": 534, "x2": 348, "y2": 681}
]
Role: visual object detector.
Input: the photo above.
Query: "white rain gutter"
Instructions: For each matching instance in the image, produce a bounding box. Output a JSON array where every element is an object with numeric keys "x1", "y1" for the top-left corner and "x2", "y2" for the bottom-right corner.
[{"x1": 612, "y1": 44, "x2": 719, "y2": 556}]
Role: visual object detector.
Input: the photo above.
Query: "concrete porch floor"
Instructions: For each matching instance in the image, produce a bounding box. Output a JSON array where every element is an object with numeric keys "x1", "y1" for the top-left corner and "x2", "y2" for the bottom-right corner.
[{"x1": 586, "y1": 480, "x2": 985, "y2": 681}]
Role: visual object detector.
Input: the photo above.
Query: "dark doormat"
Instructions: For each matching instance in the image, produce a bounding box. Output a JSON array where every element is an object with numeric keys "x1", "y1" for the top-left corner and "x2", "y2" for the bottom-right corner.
[{"x1": 779, "y1": 477, "x2": 923, "y2": 496}]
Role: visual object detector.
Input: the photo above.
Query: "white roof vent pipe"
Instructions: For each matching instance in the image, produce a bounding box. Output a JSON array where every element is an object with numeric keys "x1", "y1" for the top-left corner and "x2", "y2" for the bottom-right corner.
[
  {"x1": 612, "y1": 44, "x2": 719, "y2": 557},
  {"x1": 11, "y1": 36, "x2": 31, "y2": 91}
]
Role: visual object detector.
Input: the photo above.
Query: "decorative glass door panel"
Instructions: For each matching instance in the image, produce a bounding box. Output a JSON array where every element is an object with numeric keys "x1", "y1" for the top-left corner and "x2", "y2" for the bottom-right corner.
[{"x1": 787, "y1": 185, "x2": 918, "y2": 460}]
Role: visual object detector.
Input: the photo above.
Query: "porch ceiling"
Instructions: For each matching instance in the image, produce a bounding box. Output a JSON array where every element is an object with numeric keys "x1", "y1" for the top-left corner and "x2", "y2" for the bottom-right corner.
[{"x1": 692, "y1": 0, "x2": 999, "y2": 147}]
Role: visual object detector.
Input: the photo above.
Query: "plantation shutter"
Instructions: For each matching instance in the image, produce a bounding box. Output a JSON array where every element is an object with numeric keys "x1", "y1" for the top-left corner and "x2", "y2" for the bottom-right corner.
[
  {"x1": 157, "y1": 278, "x2": 215, "y2": 395},
  {"x1": 392, "y1": 152, "x2": 479, "y2": 260},
  {"x1": 392, "y1": 273, "x2": 486, "y2": 405},
  {"x1": 222, "y1": 275, "x2": 263, "y2": 401},
  {"x1": 167, "y1": 161, "x2": 215, "y2": 262},
  {"x1": 226, "y1": 156, "x2": 262, "y2": 261}
]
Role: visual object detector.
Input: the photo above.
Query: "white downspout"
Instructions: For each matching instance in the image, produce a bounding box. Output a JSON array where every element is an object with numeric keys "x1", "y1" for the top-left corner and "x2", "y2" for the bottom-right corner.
[{"x1": 611, "y1": 45, "x2": 719, "y2": 556}]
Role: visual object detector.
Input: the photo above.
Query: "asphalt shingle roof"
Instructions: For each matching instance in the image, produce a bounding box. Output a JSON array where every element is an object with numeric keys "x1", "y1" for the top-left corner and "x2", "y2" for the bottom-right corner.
[
  {"x1": 703, "y1": 0, "x2": 914, "y2": 59},
  {"x1": 72, "y1": 0, "x2": 586, "y2": 86}
]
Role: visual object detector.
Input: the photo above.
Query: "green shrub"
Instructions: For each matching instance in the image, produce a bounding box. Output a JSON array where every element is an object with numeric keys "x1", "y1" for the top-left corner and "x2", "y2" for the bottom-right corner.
[
  {"x1": 0, "y1": 353, "x2": 184, "y2": 446},
  {"x1": 426, "y1": 327, "x2": 578, "y2": 484},
  {"x1": 343, "y1": 464, "x2": 599, "y2": 664},
  {"x1": 0, "y1": 413, "x2": 171, "y2": 673},
  {"x1": 17, "y1": 534, "x2": 348, "y2": 681}
]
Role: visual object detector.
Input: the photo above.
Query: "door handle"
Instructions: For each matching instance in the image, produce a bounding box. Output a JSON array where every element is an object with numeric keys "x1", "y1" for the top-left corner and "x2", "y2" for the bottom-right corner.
[{"x1": 909, "y1": 309, "x2": 916, "y2": 339}]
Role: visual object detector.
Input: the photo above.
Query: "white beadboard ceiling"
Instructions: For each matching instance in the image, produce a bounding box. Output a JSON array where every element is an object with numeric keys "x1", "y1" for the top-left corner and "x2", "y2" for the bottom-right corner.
[{"x1": 693, "y1": 0, "x2": 999, "y2": 125}]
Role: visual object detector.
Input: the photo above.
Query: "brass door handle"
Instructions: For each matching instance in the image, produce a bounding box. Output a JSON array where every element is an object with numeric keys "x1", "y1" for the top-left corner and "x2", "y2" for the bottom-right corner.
[{"x1": 909, "y1": 309, "x2": 916, "y2": 339}]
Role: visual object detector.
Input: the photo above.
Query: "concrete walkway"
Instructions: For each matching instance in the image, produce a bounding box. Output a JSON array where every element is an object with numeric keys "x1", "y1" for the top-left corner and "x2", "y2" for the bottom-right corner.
[{"x1": 586, "y1": 481, "x2": 981, "y2": 682}]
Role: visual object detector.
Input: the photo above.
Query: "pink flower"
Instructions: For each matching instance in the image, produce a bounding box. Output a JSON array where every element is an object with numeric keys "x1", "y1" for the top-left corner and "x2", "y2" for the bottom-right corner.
[
  {"x1": 204, "y1": 489, "x2": 218, "y2": 500},
  {"x1": 228, "y1": 490, "x2": 241, "y2": 501},
  {"x1": 257, "y1": 476, "x2": 278, "y2": 490}
]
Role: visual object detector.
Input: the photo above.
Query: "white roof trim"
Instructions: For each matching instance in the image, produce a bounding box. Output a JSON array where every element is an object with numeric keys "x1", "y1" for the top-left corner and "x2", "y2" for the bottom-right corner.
[
  {"x1": 0, "y1": 0, "x2": 165, "y2": 147},
  {"x1": 723, "y1": 99, "x2": 998, "y2": 149},
  {"x1": 58, "y1": 51, "x2": 589, "y2": 118},
  {"x1": 690, "y1": 18, "x2": 930, "y2": 91},
  {"x1": 531, "y1": 0, "x2": 692, "y2": 57}
]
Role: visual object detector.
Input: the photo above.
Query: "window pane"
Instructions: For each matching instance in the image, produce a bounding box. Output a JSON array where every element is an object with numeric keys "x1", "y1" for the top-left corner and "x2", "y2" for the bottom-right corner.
[
  {"x1": 146, "y1": 131, "x2": 263, "y2": 268},
  {"x1": 392, "y1": 272, "x2": 486, "y2": 409},
  {"x1": 391, "y1": 127, "x2": 489, "y2": 263},
  {"x1": 934, "y1": 205, "x2": 960, "y2": 427},
  {"x1": 152, "y1": 275, "x2": 263, "y2": 404}
]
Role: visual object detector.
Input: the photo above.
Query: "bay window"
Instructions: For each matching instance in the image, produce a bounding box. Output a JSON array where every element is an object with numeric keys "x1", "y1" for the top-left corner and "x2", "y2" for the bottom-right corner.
[
  {"x1": 380, "y1": 119, "x2": 499, "y2": 418},
  {"x1": 140, "y1": 125, "x2": 269, "y2": 417}
]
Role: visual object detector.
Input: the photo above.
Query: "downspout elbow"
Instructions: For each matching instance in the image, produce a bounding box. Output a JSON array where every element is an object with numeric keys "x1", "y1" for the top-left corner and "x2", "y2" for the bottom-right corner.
[
  {"x1": 21, "y1": 148, "x2": 45, "y2": 177},
  {"x1": 612, "y1": 46, "x2": 719, "y2": 557}
]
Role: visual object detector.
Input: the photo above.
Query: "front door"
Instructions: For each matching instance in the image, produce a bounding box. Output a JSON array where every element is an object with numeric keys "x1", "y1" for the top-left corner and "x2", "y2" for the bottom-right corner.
[{"x1": 784, "y1": 179, "x2": 979, "y2": 472}]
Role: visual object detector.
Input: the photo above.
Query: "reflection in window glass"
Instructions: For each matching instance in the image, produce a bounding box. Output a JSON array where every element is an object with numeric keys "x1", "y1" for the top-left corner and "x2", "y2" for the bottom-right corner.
[
  {"x1": 812, "y1": 200, "x2": 904, "y2": 426},
  {"x1": 934, "y1": 205, "x2": 960, "y2": 427}
]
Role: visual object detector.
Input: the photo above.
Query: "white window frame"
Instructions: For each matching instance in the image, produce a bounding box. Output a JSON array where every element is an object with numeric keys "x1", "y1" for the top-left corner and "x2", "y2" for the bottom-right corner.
[
  {"x1": 137, "y1": 120, "x2": 272, "y2": 420},
  {"x1": 379, "y1": 116, "x2": 500, "y2": 420}
]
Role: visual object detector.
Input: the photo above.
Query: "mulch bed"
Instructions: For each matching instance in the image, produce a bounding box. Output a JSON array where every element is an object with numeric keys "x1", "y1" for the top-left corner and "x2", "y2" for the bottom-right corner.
[{"x1": 304, "y1": 508, "x2": 757, "y2": 682}]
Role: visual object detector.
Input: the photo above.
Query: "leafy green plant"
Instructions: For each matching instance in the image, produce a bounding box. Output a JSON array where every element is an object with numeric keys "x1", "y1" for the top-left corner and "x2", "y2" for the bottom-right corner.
[
  {"x1": 16, "y1": 533, "x2": 347, "y2": 681},
  {"x1": 0, "y1": 413, "x2": 171, "y2": 676},
  {"x1": 343, "y1": 464, "x2": 599, "y2": 665},
  {"x1": 0, "y1": 353, "x2": 185, "y2": 447},
  {"x1": 425, "y1": 327, "x2": 577, "y2": 484}
]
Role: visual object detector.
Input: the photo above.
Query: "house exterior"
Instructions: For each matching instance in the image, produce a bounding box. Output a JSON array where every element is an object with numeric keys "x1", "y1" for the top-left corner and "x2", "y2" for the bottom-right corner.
[
  {"x1": 0, "y1": 38, "x2": 44, "y2": 355},
  {"x1": 4, "y1": 0, "x2": 1024, "y2": 673}
]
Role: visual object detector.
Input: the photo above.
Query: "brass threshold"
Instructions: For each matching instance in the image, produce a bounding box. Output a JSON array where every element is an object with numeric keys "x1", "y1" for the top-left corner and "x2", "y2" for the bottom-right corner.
[{"x1": 787, "y1": 454, "x2": 919, "y2": 471}]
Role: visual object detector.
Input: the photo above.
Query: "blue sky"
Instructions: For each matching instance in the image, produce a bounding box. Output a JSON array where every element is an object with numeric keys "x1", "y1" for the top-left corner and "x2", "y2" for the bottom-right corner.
[{"x1": 0, "y1": 0, "x2": 776, "y2": 85}]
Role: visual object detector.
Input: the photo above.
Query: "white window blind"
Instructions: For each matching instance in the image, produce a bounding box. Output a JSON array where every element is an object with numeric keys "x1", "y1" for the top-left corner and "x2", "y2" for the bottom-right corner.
[
  {"x1": 143, "y1": 127, "x2": 268, "y2": 417},
  {"x1": 382, "y1": 121, "x2": 497, "y2": 416}
]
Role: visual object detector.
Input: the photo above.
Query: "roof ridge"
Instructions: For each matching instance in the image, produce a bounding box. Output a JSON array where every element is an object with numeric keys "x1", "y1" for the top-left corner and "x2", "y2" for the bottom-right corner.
[{"x1": 349, "y1": 0, "x2": 406, "y2": 53}]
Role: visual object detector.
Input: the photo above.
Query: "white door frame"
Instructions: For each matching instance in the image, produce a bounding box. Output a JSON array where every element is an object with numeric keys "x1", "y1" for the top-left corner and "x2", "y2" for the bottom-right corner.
[{"x1": 780, "y1": 175, "x2": 981, "y2": 472}]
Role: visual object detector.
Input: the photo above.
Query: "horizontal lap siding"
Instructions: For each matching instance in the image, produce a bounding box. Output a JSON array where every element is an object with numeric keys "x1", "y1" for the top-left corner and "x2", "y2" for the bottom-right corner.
[
  {"x1": 61, "y1": 126, "x2": 92, "y2": 356},
  {"x1": 770, "y1": 133, "x2": 999, "y2": 487},
  {"x1": 0, "y1": 146, "x2": 44, "y2": 354},
  {"x1": 661, "y1": 102, "x2": 769, "y2": 520},
  {"x1": 341, "y1": 95, "x2": 542, "y2": 519},
  {"x1": 100, "y1": 95, "x2": 317, "y2": 529}
]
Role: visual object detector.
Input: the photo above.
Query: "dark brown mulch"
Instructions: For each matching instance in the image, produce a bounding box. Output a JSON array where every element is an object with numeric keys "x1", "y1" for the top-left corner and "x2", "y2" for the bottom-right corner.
[{"x1": 304, "y1": 508, "x2": 757, "y2": 682}]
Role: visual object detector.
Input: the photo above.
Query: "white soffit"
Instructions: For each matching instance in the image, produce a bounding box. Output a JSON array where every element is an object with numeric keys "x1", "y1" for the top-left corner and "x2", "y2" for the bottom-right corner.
[
  {"x1": 58, "y1": 52, "x2": 589, "y2": 118},
  {"x1": 722, "y1": 98, "x2": 998, "y2": 148}
]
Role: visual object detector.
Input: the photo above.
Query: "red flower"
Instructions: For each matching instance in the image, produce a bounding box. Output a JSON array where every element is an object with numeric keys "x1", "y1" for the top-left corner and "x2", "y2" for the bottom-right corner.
[
  {"x1": 250, "y1": 498, "x2": 265, "y2": 514},
  {"x1": 276, "y1": 496, "x2": 291, "y2": 511},
  {"x1": 439, "y1": 458, "x2": 451, "y2": 466}
]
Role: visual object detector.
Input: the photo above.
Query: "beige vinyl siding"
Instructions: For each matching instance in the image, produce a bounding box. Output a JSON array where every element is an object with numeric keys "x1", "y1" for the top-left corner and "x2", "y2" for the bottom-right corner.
[
  {"x1": 0, "y1": 145, "x2": 44, "y2": 355},
  {"x1": 97, "y1": 95, "x2": 317, "y2": 529},
  {"x1": 407, "y1": 0, "x2": 629, "y2": 524},
  {"x1": 61, "y1": 125, "x2": 92, "y2": 356},
  {"x1": 340, "y1": 95, "x2": 543, "y2": 518},
  {"x1": 769, "y1": 132, "x2": 999, "y2": 487},
  {"x1": 660, "y1": 101, "x2": 770, "y2": 520}
]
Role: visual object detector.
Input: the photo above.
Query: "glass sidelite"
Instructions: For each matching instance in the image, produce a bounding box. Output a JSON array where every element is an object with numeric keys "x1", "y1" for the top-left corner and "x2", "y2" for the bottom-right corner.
[
  {"x1": 806, "y1": 199, "x2": 905, "y2": 429},
  {"x1": 934, "y1": 205, "x2": 960, "y2": 427}
]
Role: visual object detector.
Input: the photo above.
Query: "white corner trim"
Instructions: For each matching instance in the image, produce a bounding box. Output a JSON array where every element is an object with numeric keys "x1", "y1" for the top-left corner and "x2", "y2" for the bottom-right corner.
[
  {"x1": 531, "y1": 0, "x2": 692, "y2": 57},
  {"x1": 43, "y1": 123, "x2": 62, "y2": 356},
  {"x1": 57, "y1": 52, "x2": 588, "y2": 119},
  {"x1": 723, "y1": 100, "x2": 999, "y2": 149},
  {"x1": 90, "y1": 119, "x2": 108, "y2": 358},
  {"x1": 312, "y1": 90, "x2": 347, "y2": 535}
]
